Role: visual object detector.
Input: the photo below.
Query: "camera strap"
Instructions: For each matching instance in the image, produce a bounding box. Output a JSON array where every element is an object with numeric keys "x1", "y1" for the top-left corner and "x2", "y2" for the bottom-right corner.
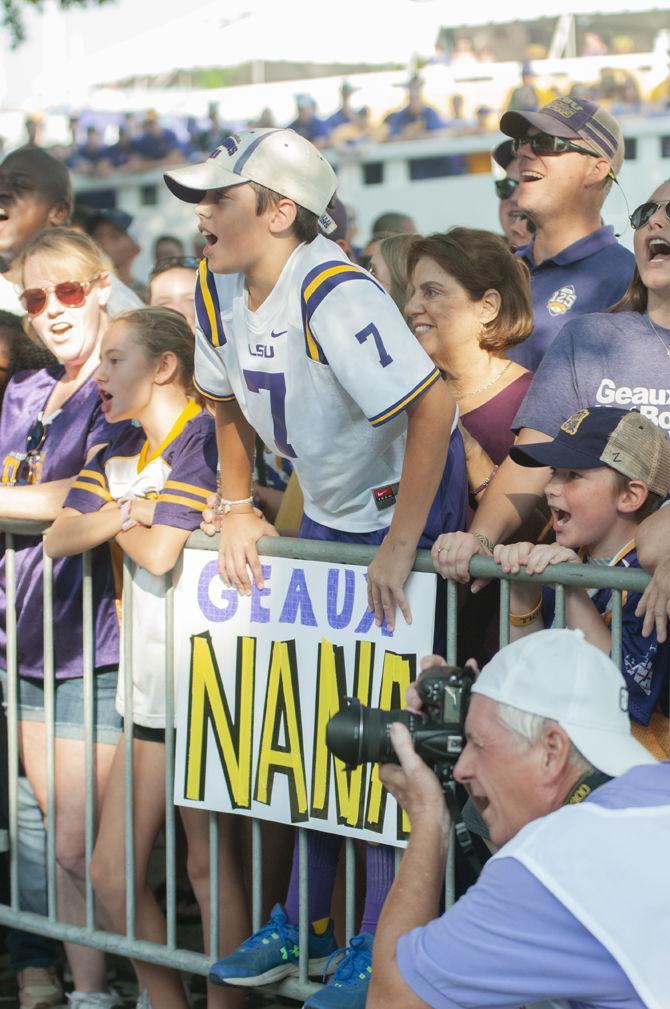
[
  {"x1": 452, "y1": 770, "x2": 613, "y2": 881},
  {"x1": 562, "y1": 769, "x2": 612, "y2": 806},
  {"x1": 454, "y1": 816, "x2": 484, "y2": 877}
]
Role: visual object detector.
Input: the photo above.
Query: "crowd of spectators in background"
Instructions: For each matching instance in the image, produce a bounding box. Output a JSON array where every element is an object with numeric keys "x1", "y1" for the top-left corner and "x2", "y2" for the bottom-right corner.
[{"x1": 3, "y1": 53, "x2": 669, "y2": 180}]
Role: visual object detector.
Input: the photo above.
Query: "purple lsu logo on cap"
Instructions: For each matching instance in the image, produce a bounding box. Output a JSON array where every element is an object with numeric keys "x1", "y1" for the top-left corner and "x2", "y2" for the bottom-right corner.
[
  {"x1": 210, "y1": 135, "x2": 240, "y2": 160},
  {"x1": 545, "y1": 96, "x2": 595, "y2": 130}
]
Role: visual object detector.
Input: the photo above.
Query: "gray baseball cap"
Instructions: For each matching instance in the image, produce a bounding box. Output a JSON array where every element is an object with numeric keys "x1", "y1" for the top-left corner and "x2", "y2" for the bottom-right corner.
[{"x1": 164, "y1": 128, "x2": 337, "y2": 234}]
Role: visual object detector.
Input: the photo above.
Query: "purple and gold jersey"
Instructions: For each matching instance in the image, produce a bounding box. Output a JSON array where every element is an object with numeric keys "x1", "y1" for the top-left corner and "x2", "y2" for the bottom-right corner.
[
  {"x1": 194, "y1": 235, "x2": 445, "y2": 533},
  {"x1": 0, "y1": 367, "x2": 126, "y2": 680},
  {"x1": 65, "y1": 400, "x2": 217, "y2": 726},
  {"x1": 66, "y1": 400, "x2": 216, "y2": 526}
]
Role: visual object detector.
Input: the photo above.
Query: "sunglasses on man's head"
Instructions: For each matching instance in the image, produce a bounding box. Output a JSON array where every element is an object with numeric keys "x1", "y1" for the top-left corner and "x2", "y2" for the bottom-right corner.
[
  {"x1": 629, "y1": 201, "x2": 670, "y2": 231},
  {"x1": 495, "y1": 178, "x2": 519, "y2": 200},
  {"x1": 20, "y1": 276, "x2": 100, "y2": 317},
  {"x1": 512, "y1": 133, "x2": 599, "y2": 159}
]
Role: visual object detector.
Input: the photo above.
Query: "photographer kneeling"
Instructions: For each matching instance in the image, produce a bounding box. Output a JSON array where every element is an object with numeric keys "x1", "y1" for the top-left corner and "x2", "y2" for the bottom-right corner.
[{"x1": 371, "y1": 629, "x2": 668, "y2": 1009}]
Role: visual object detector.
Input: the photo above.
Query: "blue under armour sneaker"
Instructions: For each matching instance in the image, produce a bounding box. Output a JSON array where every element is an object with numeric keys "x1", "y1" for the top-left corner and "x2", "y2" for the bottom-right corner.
[
  {"x1": 209, "y1": 903, "x2": 338, "y2": 987},
  {"x1": 302, "y1": 932, "x2": 373, "y2": 1009}
]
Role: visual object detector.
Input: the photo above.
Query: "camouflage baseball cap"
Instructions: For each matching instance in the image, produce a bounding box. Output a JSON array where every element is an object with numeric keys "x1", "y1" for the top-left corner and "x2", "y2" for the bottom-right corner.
[
  {"x1": 511, "y1": 406, "x2": 670, "y2": 497},
  {"x1": 500, "y1": 97, "x2": 624, "y2": 175}
]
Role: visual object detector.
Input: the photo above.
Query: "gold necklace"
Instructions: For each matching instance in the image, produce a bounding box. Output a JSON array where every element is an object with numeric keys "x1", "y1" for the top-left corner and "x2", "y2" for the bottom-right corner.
[
  {"x1": 647, "y1": 315, "x2": 670, "y2": 358},
  {"x1": 452, "y1": 360, "x2": 513, "y2": 401}
]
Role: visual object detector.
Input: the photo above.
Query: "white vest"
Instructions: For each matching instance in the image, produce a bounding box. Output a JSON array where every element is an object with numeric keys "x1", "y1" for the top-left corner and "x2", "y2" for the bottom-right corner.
[{"x1": 492, "y1": 801, "x2": 670, "y2": 1009}]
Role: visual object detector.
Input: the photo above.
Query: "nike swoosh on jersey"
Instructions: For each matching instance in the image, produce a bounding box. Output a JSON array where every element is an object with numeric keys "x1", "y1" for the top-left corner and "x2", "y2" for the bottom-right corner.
[{"x1": 271, "y1": 329, "x2": 287, "y2": 338}]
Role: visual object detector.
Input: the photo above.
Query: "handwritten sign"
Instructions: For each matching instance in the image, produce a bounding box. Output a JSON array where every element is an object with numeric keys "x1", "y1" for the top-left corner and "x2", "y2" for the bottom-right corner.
[{"x1": 174, "y1": 551, "x2": 436, "y2": 847}]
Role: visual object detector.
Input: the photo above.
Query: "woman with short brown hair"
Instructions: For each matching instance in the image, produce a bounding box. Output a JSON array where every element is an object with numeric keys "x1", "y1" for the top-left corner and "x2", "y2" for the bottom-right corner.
[{"x1": 405, "y1": 227, "x2": 533, "y2": 499}]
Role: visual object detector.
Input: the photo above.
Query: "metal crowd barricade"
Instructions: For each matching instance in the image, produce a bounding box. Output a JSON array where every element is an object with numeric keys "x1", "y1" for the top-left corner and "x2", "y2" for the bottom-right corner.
[{"x1": 0, "y1": 520, "x2": 651, "y2": 1001}]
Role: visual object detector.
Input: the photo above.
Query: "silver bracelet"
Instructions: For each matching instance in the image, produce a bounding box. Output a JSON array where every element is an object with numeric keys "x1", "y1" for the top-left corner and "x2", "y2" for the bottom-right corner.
[{"x1": 215, "y1": 494, "x2": 254, "y2": 516}]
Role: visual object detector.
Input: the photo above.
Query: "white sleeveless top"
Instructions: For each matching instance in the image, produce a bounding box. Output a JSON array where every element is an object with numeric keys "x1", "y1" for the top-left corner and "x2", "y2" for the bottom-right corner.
[{"x1": 492, "y1": 800, "x2": 670, "y2": 1009}]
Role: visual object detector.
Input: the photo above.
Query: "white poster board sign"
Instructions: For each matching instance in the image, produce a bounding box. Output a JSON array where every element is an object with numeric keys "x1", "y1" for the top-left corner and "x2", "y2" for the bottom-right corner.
[{"x1": 174, "y1": 550, "x2": 436, "y2": 847}]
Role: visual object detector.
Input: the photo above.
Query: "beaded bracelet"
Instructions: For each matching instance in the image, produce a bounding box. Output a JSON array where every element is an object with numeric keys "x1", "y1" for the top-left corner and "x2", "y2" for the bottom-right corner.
[{"x1": 471, "y1": 465, "x2": 499, "y2": 497}]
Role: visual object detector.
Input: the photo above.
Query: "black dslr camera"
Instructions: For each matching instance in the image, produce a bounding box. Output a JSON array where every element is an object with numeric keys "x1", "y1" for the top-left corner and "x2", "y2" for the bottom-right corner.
[{"x1": 325, "y1": 666, "x2": 475, "y2": 789}]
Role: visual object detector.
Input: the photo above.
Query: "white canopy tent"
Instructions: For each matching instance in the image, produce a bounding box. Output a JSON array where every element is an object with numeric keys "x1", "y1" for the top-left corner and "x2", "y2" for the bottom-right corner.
[{"x1": 1, "y1": 0, "x2": 667, "y2": 107}]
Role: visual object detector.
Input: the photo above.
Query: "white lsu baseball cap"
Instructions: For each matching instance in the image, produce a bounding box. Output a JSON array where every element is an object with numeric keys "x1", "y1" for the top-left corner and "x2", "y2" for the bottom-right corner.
[
  {"x1": 473, "y1": 629, "x2": 657, "y2": 777},
  {"x1": 164, "y1": 127, "x2": 338, "y2": 234}
]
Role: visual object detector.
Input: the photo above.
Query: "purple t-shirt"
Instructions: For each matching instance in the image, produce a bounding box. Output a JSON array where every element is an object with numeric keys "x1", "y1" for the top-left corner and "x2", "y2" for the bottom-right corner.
[
  {"x1": 513, "y1": 311, "x2": 670, "y2": 438},
  {"x1": 0, "y1": 368, "x2": 127, "y2": 679},
  {"x1": 460, "y1": 373, "x2": 533, "y2": 465},
  {"x1": 397, "y1": 762, "x2": 669, "y2": 1009},
  {"x1": 506, "y1": 227, "x2": 634, "y2": 371}
]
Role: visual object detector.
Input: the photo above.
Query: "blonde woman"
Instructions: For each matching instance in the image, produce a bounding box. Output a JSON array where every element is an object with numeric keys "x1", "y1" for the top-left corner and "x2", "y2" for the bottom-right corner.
[{"x1": 0, "y1": 228, "x2": 128, "y2": 1009}]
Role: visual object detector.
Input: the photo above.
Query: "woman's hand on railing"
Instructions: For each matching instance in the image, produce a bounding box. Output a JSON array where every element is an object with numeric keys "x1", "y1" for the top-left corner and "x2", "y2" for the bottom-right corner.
[
  {"x1": 636, "y1": 556, "x2": 670, "y2": 642},
  {"x1": 431, "y1": 531, "x2": 491, "y2": 590}
]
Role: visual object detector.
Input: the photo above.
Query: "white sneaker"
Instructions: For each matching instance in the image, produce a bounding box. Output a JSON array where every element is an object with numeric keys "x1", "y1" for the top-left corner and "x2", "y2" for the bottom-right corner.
[
  {"x1": 17, "y1": 967, "x2": 64, "y2": 1009},
  {"x1": 135, "y1": 992, "x2": 153, "y2": 1009},
  {"x1": 65, "y1": 991, "x2": 120, "y2": 1009}
]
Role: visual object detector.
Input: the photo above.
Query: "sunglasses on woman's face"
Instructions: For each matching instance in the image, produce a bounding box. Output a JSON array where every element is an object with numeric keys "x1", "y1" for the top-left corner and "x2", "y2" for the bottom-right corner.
[
  {"x1": 20, "y1": 276, "x2": 100, "y2": 318},
  {"x1": 629, "y1": 201, "x2": 670, "y2": 231},
  {"x1": 495, "y1": 178, "x2": 519, "y2": 200},
  {"x1": 511, "y1": 132, "x2": 599, "y2": 159}
]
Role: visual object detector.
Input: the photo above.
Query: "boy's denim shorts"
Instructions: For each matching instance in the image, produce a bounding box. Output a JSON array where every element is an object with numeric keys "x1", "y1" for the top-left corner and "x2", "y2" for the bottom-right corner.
[{"x1": 0, "y1": 667, "x2": 122, "y2": 745}]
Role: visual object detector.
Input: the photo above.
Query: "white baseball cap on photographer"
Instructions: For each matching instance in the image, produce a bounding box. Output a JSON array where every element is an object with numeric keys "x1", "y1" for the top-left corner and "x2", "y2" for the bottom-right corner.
[
  {"x1": 473, "y1": 629, "x2": 657, "y2": 777},
  {"x1": 164, "y1": 128, "x2": 338, "y2": 234}
]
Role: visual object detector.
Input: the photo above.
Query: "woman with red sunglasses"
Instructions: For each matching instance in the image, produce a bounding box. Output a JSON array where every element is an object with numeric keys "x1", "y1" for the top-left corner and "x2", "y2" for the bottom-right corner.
[{"x1": 0, "y1": 227, "x2": 129, "y2": 1009}]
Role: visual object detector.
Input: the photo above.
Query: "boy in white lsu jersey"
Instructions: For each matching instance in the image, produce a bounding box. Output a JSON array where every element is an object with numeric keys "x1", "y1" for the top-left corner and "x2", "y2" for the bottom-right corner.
[
  {"x1": 164, "y1": 128, "x2": 466, "y2": 1009},
  {"x1": 164, "y1": 127, "x2": 464, "y2": 630}
]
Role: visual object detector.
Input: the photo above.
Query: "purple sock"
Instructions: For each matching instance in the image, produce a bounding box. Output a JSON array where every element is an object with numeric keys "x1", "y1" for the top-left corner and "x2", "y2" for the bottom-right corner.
[
  {"x1": 359, "y1": 844, "x2": 395, "y2": 935},
  {"x1": 284, "y1": 831, "x2": 342, "y2": 924}
]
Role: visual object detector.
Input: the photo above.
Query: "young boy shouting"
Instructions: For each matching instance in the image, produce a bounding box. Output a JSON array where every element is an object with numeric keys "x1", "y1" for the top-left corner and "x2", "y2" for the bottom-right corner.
[
  {"x1": 164, "y1": 127, "x2": 464, "y2": 632},
  {"x1": 164, "y1": 128, "x2": 466, "y2": 1008},
  {"x1": 495, "y1": 406, "x2": 670, "y2": 735}
]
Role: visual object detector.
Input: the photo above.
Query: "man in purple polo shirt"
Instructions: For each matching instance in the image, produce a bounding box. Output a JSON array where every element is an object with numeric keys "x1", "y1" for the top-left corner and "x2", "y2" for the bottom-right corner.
[
  {"x1": 499, "y1": 97, "x2": 634, "y2": 371},
  {"x1": 369, "y1": 630, "x2": 666, "y2": 1009}
]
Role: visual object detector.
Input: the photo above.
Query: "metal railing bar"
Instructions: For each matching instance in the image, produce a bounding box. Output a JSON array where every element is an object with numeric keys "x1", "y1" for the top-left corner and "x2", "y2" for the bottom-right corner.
[
  {"x1": 445, "y1": 579, "x2": 457, "y2": 665},
  {"x1": 0, "y1": 522, "x2": 652, "y2": 592},
  {"x1": 122, "y1": 556, "x2": 136, "y2": 941},
  {"x1": 251, "y1": 818, "x2": 263, "y2": 933},
  {"x1": 345, "y1": 836, "x2": 355, "y2": 944},
  {"x1": 0, "y1": 906, "x2": 211, "y2": 973},
  {"x1": 554, "y1": 584, "x2": 566, "y2": 629},
  {"x1": 42, "y1": 548, "x2": 57, "y2": 921},
  {"x1": 5, "y1": 534, "x2": 19, "y2": 909},
  {"x1": 208, "y1": 812, "x2": 220, "y2": 959},
  {"x1": 297, "y1": 827, "x2": 309, "y2": 985},
  {"x1": 610, "y1": 590, "x2": 623, "y2": 672},
  {"x1": 82, "y1": 550, "x2": 95, "y2": 930},
  {"x1": 499, "y1": 579, "x2": 510, "y2": 649},
  {"x1": 164, "y1": 577, "x2": 177, "y2": 950}
]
